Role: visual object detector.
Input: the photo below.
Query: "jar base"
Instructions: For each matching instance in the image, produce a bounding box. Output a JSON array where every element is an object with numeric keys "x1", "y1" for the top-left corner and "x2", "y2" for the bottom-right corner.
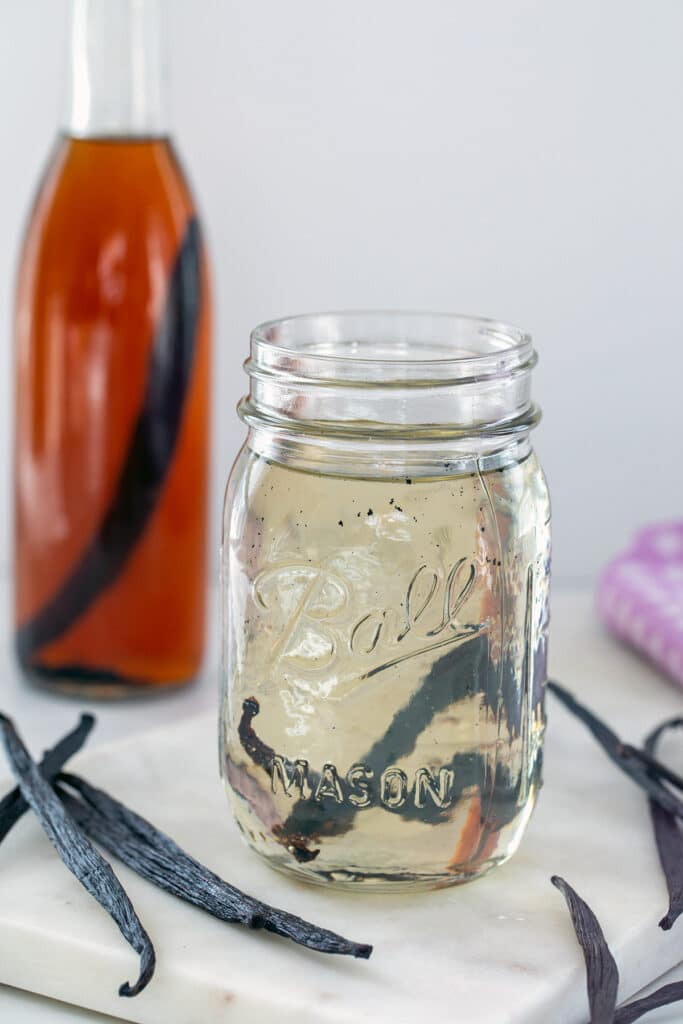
[
  {"x1": 20, "y1": 663, "x2": 198, "y2": 701},
  {"x1": 245, "y1": 844, "x2": 513, "y2": 894}
]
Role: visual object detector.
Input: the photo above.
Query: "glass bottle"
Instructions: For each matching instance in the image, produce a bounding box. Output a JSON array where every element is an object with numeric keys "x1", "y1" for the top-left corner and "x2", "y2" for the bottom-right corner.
[
  {"x1": 14, "y1": 0, "x2": 211, "y2": 695},
  {"x1": 220, "y1": 313, "x2": 551, "y2": 891}
]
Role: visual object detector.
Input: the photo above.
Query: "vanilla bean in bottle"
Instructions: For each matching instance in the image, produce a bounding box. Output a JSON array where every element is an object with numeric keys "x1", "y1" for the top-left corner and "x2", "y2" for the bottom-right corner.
[{"x1": 14, "y1": 0, "x2": 211, "y2": 694}]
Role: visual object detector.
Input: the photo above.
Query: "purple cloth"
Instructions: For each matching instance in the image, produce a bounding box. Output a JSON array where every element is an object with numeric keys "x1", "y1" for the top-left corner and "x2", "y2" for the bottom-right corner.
[{"x1": 598, "y1": 522, "x2": 683, "y2": 689}]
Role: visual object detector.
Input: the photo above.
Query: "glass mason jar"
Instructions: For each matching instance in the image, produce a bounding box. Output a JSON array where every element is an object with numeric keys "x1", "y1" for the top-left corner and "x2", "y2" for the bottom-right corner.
[{"x1": 220, "y1": 312, "x2": 550, "y2": 892}]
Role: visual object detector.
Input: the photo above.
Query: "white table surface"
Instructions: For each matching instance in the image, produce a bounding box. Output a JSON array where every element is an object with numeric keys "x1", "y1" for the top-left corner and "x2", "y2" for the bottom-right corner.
[{"x1": 1, "y1": 585, "x2": 682, "y2": 1023}]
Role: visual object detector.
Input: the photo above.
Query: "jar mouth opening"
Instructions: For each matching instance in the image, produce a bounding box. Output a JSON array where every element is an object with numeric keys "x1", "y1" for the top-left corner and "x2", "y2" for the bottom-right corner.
[
  {"x1": 249, "y1": 311, "x2": 534, "y2": 385},
  {"x1": 243, "y1": 310, "x2": 539, "y2": 442}
]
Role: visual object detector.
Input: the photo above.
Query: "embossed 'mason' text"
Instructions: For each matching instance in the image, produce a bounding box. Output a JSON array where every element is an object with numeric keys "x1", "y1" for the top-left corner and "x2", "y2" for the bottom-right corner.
[{"x1": 269, "y1": 755, "x2": 455, "y2": 810}]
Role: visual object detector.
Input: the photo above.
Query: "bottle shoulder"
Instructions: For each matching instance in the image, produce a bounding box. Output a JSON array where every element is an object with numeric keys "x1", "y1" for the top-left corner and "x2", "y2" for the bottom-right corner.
[
  {"x1": 16, "y1": 135, "x2": 203, "y2": 303},
  {"x1": 22, "y1": 136, "x2": 196, "y2": 242}
]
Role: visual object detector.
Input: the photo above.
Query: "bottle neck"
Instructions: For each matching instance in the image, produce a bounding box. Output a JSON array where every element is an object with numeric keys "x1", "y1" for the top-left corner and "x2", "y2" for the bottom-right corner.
[{"x1": 66, "y1": 0, "x2": 167, "y2": 139}]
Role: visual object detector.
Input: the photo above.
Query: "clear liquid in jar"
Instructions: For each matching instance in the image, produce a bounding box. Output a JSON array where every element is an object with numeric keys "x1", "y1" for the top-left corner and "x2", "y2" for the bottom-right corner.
[{"x1": 221, "y1": 449, "x2": 550, "y2": 891}]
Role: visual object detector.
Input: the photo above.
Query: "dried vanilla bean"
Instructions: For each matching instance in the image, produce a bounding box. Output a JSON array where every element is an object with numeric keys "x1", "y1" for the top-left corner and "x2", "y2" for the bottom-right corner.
[
  {"x1": 551, "y1": 875, "x2": 618, "y2": 1024},
  {"x1": 548, "y1": 682, "x2": 683, "y2": 819},
  {"x1": 57, "y1": 771, "x2": 372, "y2": 960},
  {"x1": 0, "y1": 714, "x2": 154, "y2": 997},
  {"x1": 620, "y1": 741, "x2": 683, "y2": 795},
  {"x1": 614, "y1": 980, "x2": 683, "y2": 1023},
  {"x1": 644, "y1": 718, "x2": 683, "y2": 931},
  {"x1": 553, "y1": 872, "x2": 683, "y2": 1023},
  {"x1": 0, "y1": 713, "x2": 94, "y2": 842}
]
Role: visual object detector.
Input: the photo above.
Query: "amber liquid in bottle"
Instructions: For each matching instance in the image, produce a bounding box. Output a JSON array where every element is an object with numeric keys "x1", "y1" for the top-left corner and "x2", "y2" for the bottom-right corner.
[{"x1": 14, "y1": 4, "x2": 210, "y2": 695}]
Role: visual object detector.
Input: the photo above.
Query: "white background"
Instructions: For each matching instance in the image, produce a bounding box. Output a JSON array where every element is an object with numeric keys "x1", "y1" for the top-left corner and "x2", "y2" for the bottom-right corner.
[{"x1": 2, "y1": 0, "x2": 682, "y2": 586}]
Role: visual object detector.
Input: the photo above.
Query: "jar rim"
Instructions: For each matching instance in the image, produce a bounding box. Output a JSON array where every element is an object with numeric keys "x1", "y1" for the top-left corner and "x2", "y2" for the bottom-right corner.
[
  {"x1": 249, "y1": 310, "x2": 534, "y2": 385},
  {"x1": 242, "y1": 310, "x2": 540, "y2": 448}
]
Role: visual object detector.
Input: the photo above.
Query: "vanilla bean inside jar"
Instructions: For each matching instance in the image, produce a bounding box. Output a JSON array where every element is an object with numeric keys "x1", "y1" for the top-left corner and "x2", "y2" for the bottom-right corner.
[{"x1": 220, "y1": 312, "x2": 551, "y2": 891}]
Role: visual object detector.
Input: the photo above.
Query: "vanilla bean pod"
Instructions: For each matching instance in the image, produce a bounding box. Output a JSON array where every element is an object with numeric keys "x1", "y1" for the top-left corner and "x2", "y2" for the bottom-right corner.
[
  {"x1": 614, "y1": 981, "x2": 683, "y2": 1023},
  {"x1": 644, "y1": 718, "x2": 683, "y2": 931},
  {"x1": 551, "y1": 875, "x2": 618, "y2": 1024},
  {"x1": 553, "y1": 873, "x2": 683, "y2": 1023},
  {"x1": 0, "y1": 713, "x2": 94, "y2": 842},
  {"x1": 57, "y1": 771, "x2": 372, "y2": 960},
  {"x1": 0, "y1": 714, "x2": 154, "y2": 997},
  {"x1": 620, "y1": 742, "x2": 683, "y2": 794},
  {"x1": 548, "y1": 682, "x2": 683, "y2": 819}
]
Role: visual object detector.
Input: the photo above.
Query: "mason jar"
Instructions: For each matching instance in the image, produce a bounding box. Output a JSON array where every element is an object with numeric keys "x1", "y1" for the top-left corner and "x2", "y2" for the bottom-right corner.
[{"x1": 220, "y1": 312, "x2": 551, "y2": 892}]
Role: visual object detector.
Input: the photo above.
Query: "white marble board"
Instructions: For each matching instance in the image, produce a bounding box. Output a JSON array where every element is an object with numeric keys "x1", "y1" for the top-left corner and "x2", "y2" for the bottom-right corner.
[{"x1": 0, "y1": 601, "x2": 682, "y2": 1024}]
